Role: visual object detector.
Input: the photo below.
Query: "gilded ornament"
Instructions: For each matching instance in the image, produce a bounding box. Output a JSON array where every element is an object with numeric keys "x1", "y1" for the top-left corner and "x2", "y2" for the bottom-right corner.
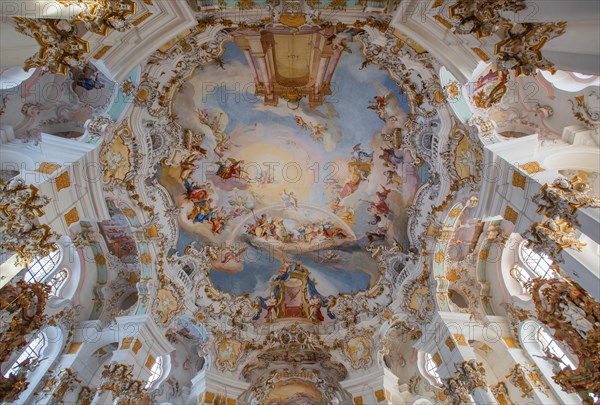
[
  {"x1": 38, "y1": 368, "x2": 81, "y2": 403},
  {"x1": 13, "y1": 18, "x2": 89, "y2": 74},
  {"x1": 343, "y1": 328, "x2": 374, "y2": 369},
  {"x1": 456, "y1": 359, "x2": 488, "y2": 390},
  {"x1": 441, "y1": 0, "x2": 565, "y2": 76},
  {"x1": 77, "y1": 387, "x2": 95, "y2": 405},
  {"x1": 471, "y1": 47, "x2": 490, "y2": 62},
  {"x1": 569, "y1": 92, "x2": 600, "y2": 129},
  {"x1": 449, "y1": 0, "x2": 526, "y2": 39},
  {"x1": 55, "y1": 171, "x2": 71, "y2": 192},
  {"x1": 0, "y1": 280, "x2": 51, "y2": 400},
  {"x1": 434, "y1": 251, "x2": 446, "y2": 264},
  {"x1": 214, "y1": 336, "x2": 244, "y2": 371},
  {"x1": 139, "y1": 252, "x2": 153, "y2": 265},
  {"x1": 443, "y1": 81, "x2": 462, "y2": 101},
  {"x1": 0, "y1": 177, "x2": 58, "y2": 266},
  {"x1": 154, "y1": 288, "x2": 181, "y2": 323},
  {"x1": 445, "y1": 336, "x2": 456, "y2": 352},
  {"x1": 97, "y1": 362, "x2": 147, "y2": 404},
  {"x1": 528, "y1": 176, "x2": 598, "y2": 261},
  {"x1": 448, "y1": 207, "x2": 463, "y2": 218},
  {"x1": 57, "y1": 0, "x2": 136, "y2": 35},
  {"x1": 93, "y1": 45, "x2": 112, "y2": 60},
  {"x1": 511, "y1": 171, "x2": 526, "y2": 190},
  {"x1": 528, "y1": 217, "x2": 586, "y2": 260},
  {"x1": 64, "y1": 207, "x2": 80, "y2": 228},
  {"x1": 491, "y1": 382, "x2": 513, "y2": 405},
  {"x1": 494, "y1": 22, "x2": 566, "y2": 76},
  {"x1": 519, "y1": 162, "x2": 544, "y2": 174},
  {"x1": 503, "y1": 205, "x2": 518, "y2": 224},
  {"x1": 505, "y1": 363, "x2": 548, "y2": 398},
  {"x1": 36, "y1": 162, "x2": 62, "y2": 175},
  {"x1": 442, "y1": 376, "x2": 473, "y2": 404},
  {"x1": 529, "y1": 278, "x2": 600, "y2": 398},
  {"x1": 95, "y1": 254, "x2": 106, "y2": 265},
  {"x1": 534, "y1": 176, "x2": 600, "y2": 226}
]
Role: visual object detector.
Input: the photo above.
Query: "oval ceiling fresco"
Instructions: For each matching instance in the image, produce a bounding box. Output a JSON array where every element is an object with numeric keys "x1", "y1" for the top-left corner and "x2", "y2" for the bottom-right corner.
[{"x1": 157, "y1": 35, "x2": 431, "y2": 324}]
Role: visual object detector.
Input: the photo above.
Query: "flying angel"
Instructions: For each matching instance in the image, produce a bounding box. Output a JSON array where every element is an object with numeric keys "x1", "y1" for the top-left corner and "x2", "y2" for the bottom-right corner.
[{"x1": 280, "y1": 189, "x2": 298, "y2": 210}]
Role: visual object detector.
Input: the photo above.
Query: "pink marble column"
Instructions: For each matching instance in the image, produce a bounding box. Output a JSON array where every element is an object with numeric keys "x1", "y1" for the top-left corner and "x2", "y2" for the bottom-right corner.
[
  {"x1": 256, "y1": 56, "x2": 272, "y2": 94},
  {"x1": 242, "y1": 50, "x2": 260, "y2": 86},
  {"x1": 314, "y1": 56, "x2": 330, "y2": 94},
  {"x1": 325, "y1": 48, "x2": 343, "y2": 84}
]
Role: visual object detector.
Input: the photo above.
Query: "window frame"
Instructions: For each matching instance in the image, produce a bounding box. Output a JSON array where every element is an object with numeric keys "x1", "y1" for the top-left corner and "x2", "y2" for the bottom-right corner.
[
  {"x1": 3, "y1": 333, "x2": 46, "y2": 378},
  {"x1": 509, "y1": 264, "x2": 532, "y2": 289},
  {"x1": 424, "y1": 352, "x2": 442, "y2": 386},
  {"x1": 536, "y1": 328, "x2": 576, "y2": 370},
  {"x1": 48, "y1": 269, "x2": 68, "y2": 296},
  {"x1": 518, "y1": 242, "x2": 557, "y2": 280},
  {"x1": 23, "y1": 247, "x2": 63, "y2": 284},
  {"x1": 145, "y1": 356, "x2": 163, "y2": 389}
]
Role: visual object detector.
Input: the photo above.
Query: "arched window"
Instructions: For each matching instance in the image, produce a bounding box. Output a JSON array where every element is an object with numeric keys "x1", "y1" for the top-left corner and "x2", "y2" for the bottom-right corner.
[
  {"x1": 424, "y1": 353, "x2": 442, "y2": 385},
  {"x1": 145, "y1": 356, "x2": 163, "y2": 389},
  {"x1": 521, "y1": 322, "x2": 582, "y2": 403},
  {"x1": 48, "y1": 269, "x2": 68, "y2": 295},
  {"x1": 23, "y1": 248, "x2": 62, "y2": 283},
  {"x1": 509, "y1": 264, "x2": 532, "y2": 288},
  {"x1": 519, "y1": 242, "x2": 557, "y2": 280},
  {"x1": 3, "y1": 334, "x2": 46, "y2": 378},
  {"x1": 536, "y1": 328, "x2": 576, "y2": 370}
]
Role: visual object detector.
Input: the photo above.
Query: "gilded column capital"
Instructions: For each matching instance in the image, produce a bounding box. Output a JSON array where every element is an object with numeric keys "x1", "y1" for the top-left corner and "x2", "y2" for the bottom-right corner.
[
  {"x1": 97, "y1": 362, "x2": 147, "y2": 404},
  {"x1": 456, "y1": 359, "x2": 488, "y2": 390},
  {"x1": 533, "y1": 176, "x2": 600, "y2": 226},
  {"x1": 529, "y1": 278, "x2": 600, "y2": 401},
  {"x1": 0, "y1": 177, "x2": 59, "y2": 266},
  {"x1": 442, "y1": 376, "x2": 473, "y2": 404},
  {"x1": 528, "y1": 176, "x2": 599, "y2": 262}
]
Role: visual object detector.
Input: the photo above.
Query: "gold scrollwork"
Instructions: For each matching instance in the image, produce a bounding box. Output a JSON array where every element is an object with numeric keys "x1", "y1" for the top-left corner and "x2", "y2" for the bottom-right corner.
[
  {"x1": 13, "y1": 0, "x2": 136, "y2": 74},
  {"x1": 0, "y1": 177, "x2": 58, "y2": 266}
]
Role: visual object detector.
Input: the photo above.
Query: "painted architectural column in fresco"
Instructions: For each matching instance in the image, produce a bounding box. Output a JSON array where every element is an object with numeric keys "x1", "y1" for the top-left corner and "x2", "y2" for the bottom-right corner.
[
  {"x1": 325, "y1": 48, "x2": 343, "y2": 85},
  {"x1": 256, "y1": 56, "x2": 272, "y2": 94},
  {"x1": 242, "y1": 49, "x2": 261, "y2": 86},
  {"x1": 314, "y1": 55, "x2": 331, "y2": 94}
]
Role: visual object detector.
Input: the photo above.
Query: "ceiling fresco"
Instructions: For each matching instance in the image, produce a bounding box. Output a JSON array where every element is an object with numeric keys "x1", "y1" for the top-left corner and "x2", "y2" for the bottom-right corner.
[
  {"x1": 89, "y1": 17, "x2": 478, "y2": 402},
  {"x1": 4, "y1": 0, "x2": 600, "y2": 403},
  {"x1": 156, "y1": 38, "x2": 431, "y2": 324}
]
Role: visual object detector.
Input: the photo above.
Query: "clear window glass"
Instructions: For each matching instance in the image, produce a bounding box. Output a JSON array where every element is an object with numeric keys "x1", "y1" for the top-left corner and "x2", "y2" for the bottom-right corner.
[
  {"x1": 510, "y1": 264, "x2": 532, "y2": 288},
  {"x1": 48, "y1": 269, "x2": 68, "y2": 295},
  {"x1": 424, "y1": 352, "x2": 442, "y2": 385},
  {"x1": 145, "y1": 356, "x2": 163, "y2": 388},
  {"x1": 519, "y1": 243, "x2": 557, "y2": 280},
  {"x1": 23, "y1": 248, "x2": 62, "y2": 283},
  {"x1": 537, "y1": 328, "x2": 576, "y2": 370},
  {"x1": 3, "y1": 334, "x2": 46, "y2": 377}
]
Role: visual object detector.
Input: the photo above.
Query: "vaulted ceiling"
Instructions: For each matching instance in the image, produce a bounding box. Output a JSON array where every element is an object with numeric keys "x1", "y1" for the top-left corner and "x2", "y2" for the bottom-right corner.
[{"x1": 1, "y1": 0, "x2": 599, "y2": 404}]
